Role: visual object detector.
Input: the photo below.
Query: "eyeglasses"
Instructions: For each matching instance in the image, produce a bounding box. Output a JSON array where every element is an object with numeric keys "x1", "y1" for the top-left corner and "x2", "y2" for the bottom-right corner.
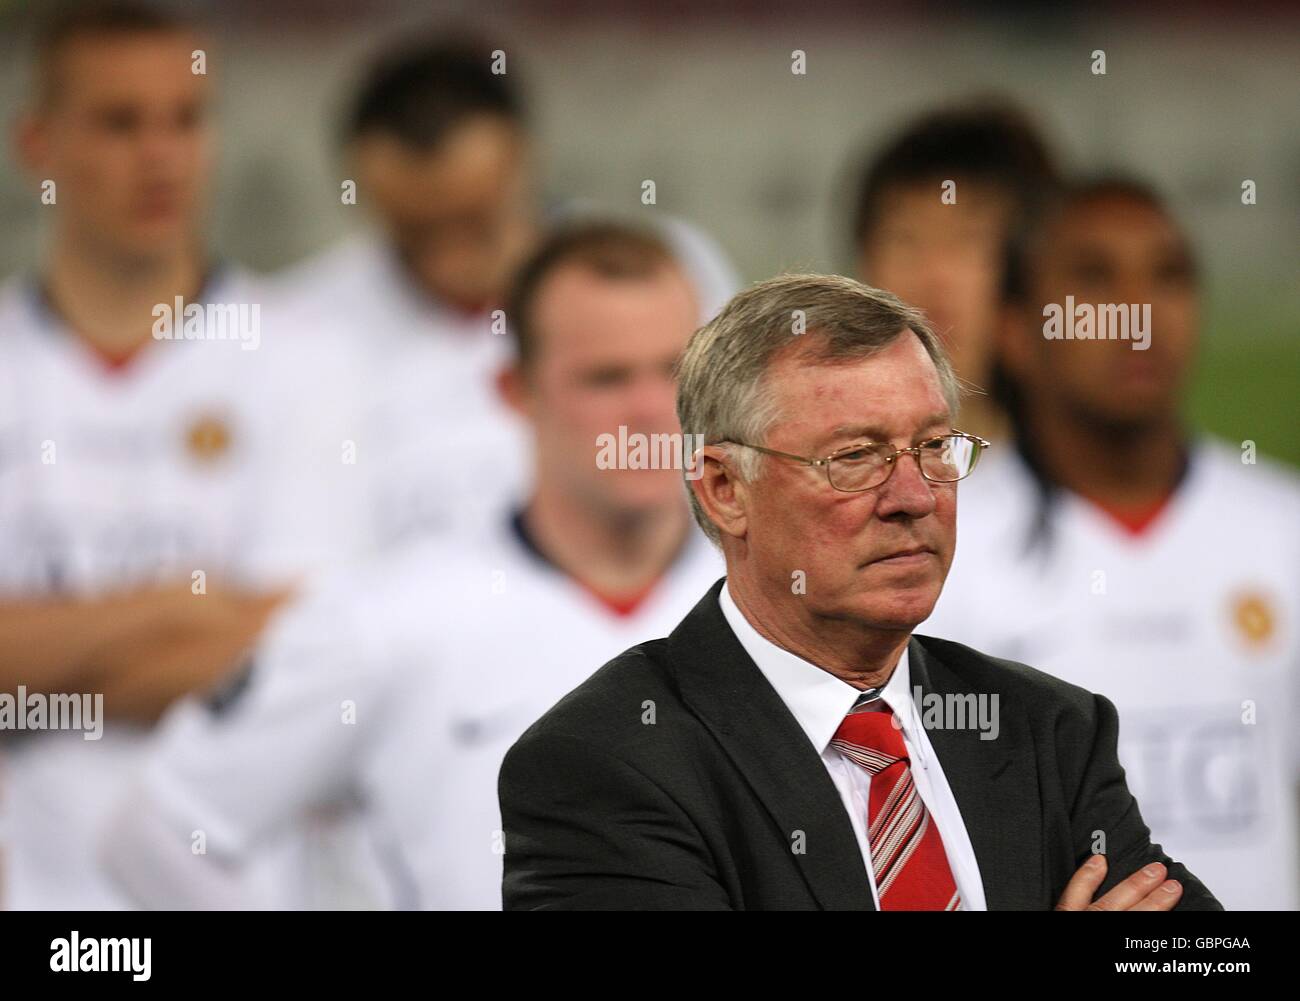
[{"x1": 724, "y1": 430, "x2": 990, "y2": 493}]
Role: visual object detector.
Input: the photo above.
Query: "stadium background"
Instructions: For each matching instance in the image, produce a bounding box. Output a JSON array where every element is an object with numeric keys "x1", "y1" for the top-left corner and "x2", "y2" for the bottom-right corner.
[{"x1": 0, "y1": 0, "x2": 1295, "y2": 465}]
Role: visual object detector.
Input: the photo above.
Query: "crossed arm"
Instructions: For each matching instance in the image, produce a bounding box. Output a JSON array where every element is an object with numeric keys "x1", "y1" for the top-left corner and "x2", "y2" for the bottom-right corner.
[
  {"x1": 0, "y1": 583, "x2": 289, "y2": 722},
  {"x1": 1057, "y1": 692, "x2": 1223, "y2": 911}
]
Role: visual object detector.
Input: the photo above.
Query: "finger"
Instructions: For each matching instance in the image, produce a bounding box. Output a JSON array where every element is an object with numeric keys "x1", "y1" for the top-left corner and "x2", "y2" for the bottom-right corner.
[
  {"x1": 1089, "y1": 861, "x2": 1168, "y2": 912},
  {"x1": 1126, "y1": 879, "x2": 1183, "y2": 912},
  {"x1": 1054, "y1": 853, "x2": 1107, "y2": 911}
]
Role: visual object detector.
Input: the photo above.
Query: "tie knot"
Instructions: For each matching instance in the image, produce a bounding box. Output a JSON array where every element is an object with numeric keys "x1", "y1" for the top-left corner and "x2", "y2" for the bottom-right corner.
[{"x1": 831, "y1": 706, "x2": 908, "y2": 774}]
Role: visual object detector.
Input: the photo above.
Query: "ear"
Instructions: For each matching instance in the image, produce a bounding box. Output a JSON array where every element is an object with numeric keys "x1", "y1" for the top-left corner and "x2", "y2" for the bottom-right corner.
[
  {"x1": 495, "y1": 361, "x2": 529, "y2": 419},
  {"x1": 689, "y1": 444, "x2": 749, "y2": 542}
]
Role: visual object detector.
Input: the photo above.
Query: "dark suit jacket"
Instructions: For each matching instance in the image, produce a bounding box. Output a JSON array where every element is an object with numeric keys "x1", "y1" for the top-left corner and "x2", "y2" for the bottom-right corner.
[{"x1": 499, "y1": 579, "x2": 1222, "y2": 910}]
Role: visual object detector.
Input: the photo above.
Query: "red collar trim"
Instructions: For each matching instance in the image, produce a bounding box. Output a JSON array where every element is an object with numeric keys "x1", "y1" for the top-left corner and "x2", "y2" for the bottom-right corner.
[
  {"x1": 81, "y1": 337, "x2": 153, "y2": 375},
  {"x1": 573, "y1": 575, "x2": 664, "y2": 618},
  {"x1": 1086, "y1": 491, "x2": 1176, "y2": 536}
]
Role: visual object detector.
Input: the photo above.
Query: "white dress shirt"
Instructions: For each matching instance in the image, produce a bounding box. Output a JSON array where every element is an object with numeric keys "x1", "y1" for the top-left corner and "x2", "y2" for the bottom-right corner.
[{"x1": 719, "y1": 581, "x2": 987, "y2": 910}]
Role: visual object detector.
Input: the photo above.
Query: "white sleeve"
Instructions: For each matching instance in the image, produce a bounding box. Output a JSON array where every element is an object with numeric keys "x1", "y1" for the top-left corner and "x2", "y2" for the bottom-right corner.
[
  {"x1": 0, "y1": 343, "x2": 29, "y2": 596},
  {"x1": 110, "y1": 577, "x2": 398, "y2": 872},
  {"x1": 99, "y1": 788, "x2": 277, "y2": 910}
]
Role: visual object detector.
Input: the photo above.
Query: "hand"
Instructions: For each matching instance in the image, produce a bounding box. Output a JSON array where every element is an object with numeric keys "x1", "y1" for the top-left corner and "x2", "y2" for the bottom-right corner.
[
  {"x1": 157, "y1": 581, "x2": 294, "y2": 633},
  {"x1": 86, "y1": 582, "x2": 296, "y2": 722},
  {"x1": 1054, "y1": 855, "x2": 1183, "y2": 911}
]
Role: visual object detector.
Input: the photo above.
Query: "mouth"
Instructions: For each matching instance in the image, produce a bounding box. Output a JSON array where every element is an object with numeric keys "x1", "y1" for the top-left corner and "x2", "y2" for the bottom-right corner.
[{"x1": 868, "y1": 546, "x2": 936, "y2": 567}]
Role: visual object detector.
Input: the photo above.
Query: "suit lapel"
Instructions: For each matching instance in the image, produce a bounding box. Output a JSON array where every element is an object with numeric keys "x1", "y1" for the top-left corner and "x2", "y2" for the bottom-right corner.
[
  {"x1": 669, "y1": 581, "x2": 875, "y2": 910},
  {"x1": 908, "y1": 637, "x2": 1045, "y2": 909}
]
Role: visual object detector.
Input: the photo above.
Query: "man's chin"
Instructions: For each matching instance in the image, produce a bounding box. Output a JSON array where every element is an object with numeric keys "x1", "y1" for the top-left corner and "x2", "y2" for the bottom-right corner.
[
  {"x1": 860, "y1": 558, "x2": 944, "y2": 591},
  {"x1": 602, "y1": 476, "x2": 682, "y2": 509},
  {"x1": 850, "y1": 584, "x2": 941, "y2": 632},
  {"x1": 591, "y1": 485, "x2": 683, "y2": 523}
]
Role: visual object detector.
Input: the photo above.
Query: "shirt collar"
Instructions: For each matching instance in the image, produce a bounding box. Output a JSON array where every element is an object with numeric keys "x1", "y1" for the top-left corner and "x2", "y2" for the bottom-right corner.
[
  {"x1": 718, "y1": 579, "x2": 913, "y2": 756},
  {"x1": 23, "y1": 264, "x2": 234, "y2": 335}
]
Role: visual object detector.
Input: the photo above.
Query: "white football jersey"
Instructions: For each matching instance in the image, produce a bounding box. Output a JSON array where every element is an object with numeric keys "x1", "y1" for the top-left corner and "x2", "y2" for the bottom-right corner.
[
  {"x1": 0, "y1": 268, "x2": 357, "y2": 909},
  {"x1": 123, "y1": 512, "x2": 723, "y2": 909},
  {"x1": 270, "y1": 234, "x2": 529, "y2": 550},
  {"x1": 925, "y1": 439, "x2": 1300, "y2": 910}
]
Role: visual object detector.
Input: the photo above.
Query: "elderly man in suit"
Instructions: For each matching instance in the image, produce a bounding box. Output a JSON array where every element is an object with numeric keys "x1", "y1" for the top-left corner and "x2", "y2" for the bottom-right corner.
[{"x1": 498, "y1": 273, "x2": 1221, "y2": 911}]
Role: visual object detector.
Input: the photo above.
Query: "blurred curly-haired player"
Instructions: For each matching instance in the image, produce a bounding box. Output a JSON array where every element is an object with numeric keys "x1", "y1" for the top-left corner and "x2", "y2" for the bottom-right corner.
[{"x1": 926, "y1": 177, "x2": 1300, "y2": 909}]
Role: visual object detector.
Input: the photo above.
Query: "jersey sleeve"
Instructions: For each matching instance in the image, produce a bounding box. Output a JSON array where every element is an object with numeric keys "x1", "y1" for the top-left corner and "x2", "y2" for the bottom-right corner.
[{"x1": 132, "y1": 574, "x2": 400, "y2": 861}]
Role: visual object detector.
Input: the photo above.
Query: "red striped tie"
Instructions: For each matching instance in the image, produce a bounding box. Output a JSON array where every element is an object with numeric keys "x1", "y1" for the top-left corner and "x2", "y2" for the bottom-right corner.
[{"x1": 831, "y1": 706, "x2": 962, "y2": 911}]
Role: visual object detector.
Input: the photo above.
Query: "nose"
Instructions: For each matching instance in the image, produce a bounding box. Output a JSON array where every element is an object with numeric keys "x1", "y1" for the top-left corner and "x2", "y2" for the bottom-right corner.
[{"x1": 874, "y1": 449, "x2": 937, "y2": 520}]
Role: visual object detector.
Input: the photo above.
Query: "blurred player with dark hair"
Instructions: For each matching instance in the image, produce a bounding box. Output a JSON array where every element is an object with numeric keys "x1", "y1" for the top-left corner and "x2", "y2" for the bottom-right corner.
[
  {"x1": 335, "y1": 34, "x2": 536, "y2": 318},
  {"x1": 849, "y1": 100, "x2": 1060, "y2": 439},
  {"x1": 925, "y1": 176, "x2": 1300, "y2": 909},
  {"x1": 274, "y1": 33, "x2": 738, "y2": 549},
  {"x1": 102, "y1": 222, "x2": 721, "y2": 909}
]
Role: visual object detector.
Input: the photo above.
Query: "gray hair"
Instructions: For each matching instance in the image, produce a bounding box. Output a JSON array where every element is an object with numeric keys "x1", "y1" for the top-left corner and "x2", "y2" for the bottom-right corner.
[{"x1": 676, "y1": 273, "x2": 960, "y2": 544}]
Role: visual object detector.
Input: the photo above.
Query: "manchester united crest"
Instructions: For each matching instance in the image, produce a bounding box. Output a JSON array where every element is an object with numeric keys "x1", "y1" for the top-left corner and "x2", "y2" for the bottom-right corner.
[
  {"x1": 1230, "y1": 591, "x2": 1277, "y2": 649},
  {"x1": 184, "y1": 414, "x2": 232, "y2": 462}
]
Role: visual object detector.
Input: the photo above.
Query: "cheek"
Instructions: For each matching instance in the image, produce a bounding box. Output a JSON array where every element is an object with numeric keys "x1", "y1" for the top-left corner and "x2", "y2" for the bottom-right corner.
[
  {"x1": 769, "y1": 489, "x2": 876, "y2": 568},
  {"x1": 821, "y1": 492, "x2": 878, "y2": 540},
  {"x1": 1156, "y1": 297, "x2": 1197, "y2": 345},
  {"x1": 934, "y1": 491, "x2": 958, "y2": 553},
  {"x1": 580, "y1": 389, "x2": 630, "y2": 434},
  {"x1": 547, "y1": 385, "x2": 621, "y2": 443},
  {"x1": 59, "y1": 138, "x2": 105, "y2": 182},
  {"x1": 1054, "y1": 344, "x2": 1108, "y2": 387},
  {"x1": 537, "y1": 385, "x2": 582, "y2": 431},
  {"x1": 187, "y1": 134, "x2": 215, "y2": 175}
]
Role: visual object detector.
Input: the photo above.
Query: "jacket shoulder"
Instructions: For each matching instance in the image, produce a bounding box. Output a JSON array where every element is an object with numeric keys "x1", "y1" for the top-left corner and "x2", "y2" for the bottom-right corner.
[
  {"x1": 506, "y1": 639, "x2": 681, "y2": 756},
  {"x1": 913, "y1": 633, "x2": 1103, "y2": 722}
]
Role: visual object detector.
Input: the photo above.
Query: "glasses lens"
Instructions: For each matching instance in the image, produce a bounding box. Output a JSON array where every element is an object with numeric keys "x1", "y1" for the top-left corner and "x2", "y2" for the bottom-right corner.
[
  {"x1": 827, "y1": 444, "x2": 891, "y2": 491},
  {"x1": 920, "y1": 435, "x2": 979, "y2": 482}
]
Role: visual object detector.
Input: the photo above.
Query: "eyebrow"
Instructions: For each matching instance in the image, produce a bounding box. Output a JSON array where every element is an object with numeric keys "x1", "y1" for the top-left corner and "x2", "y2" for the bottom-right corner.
[{"x1": 821, "y1": 412, "x2": 953, "y2": 449}]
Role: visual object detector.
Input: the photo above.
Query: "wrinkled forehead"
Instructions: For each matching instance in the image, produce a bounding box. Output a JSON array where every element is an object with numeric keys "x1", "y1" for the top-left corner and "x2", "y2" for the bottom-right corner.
[{"x1": 762, "y1": 332, "x2": 953, "y2": 444}]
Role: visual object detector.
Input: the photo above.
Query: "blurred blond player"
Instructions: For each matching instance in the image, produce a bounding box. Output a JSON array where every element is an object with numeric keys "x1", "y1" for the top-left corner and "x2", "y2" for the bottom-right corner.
[
  {"x1": 271, "y1": 34, "x2": 738, "y2": 549},
  {"x1": 0, "y1": 2, "x2": 350, "y2": 908},
  {"x1": 925, "y1": 177, "x2": 1300, "y2": 909},
  {"x1": 849, "y1": 100, "x2": 1060, "y2": 441},
  {"x1": 102, "y1": 222, "x2": 723, "y2": 909}
]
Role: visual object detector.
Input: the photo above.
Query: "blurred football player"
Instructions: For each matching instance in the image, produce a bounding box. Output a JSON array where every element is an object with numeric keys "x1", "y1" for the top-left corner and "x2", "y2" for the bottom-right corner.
[
  {"x1": 102, "y1": 222, "x2": 723, "y2": 909},
  {"x1": 925, "y1": 176, "x2": 1300, "y2": 909},
  {"x1": 849, "y1": 100, "x2": 1060, "y2": 440},
  {"x1": 0, "y1": 1, "x2": 346, "y2": 909}
]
